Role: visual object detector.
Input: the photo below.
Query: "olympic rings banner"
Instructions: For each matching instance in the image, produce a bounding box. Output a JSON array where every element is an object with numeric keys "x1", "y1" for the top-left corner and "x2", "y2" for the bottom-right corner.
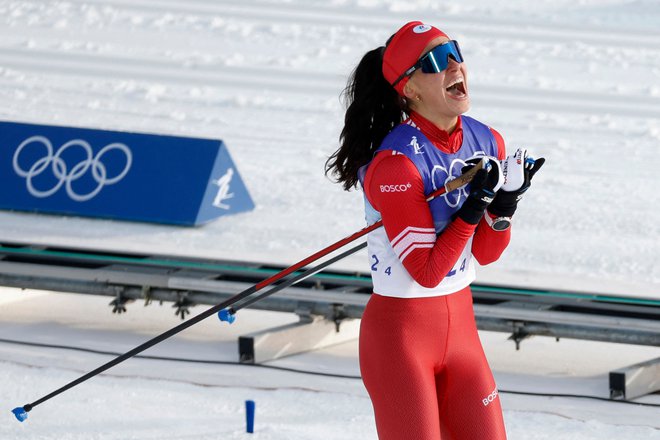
[{"x1": 0, "y1": 121, "x2": 255, "y2": 225}]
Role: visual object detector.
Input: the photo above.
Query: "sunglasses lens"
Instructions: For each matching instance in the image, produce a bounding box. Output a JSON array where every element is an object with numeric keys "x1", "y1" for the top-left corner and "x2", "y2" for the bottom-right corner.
[{"x1": 420, "y1": 41, "x2": 463, "y2": 74}]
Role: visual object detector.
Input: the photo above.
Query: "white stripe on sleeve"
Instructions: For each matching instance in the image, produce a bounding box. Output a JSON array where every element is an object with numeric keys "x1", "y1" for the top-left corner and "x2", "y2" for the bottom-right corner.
[{"x1": 390, "y1": 226, "x2": 436, "y2": 262}]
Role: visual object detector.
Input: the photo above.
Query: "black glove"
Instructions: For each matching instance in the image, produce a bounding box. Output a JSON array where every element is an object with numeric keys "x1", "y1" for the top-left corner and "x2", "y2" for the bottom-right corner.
[
  {"x1": 489, "y1": 149, "x2": 545, "y2": 217},
  {"x1": 456, "y1": 158, "x2": 503, "y2": 225}
]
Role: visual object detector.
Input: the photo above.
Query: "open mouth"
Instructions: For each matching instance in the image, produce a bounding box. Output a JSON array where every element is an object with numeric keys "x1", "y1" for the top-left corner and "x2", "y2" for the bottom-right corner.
[{"x1": 446, "y1": 78, "x2": 467, "y2": 97}]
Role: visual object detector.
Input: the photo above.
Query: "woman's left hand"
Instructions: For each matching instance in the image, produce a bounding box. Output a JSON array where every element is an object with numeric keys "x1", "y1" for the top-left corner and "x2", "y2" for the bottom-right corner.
[{"x1": 489, "y1": 149, "x2": 545, "y2": 217}]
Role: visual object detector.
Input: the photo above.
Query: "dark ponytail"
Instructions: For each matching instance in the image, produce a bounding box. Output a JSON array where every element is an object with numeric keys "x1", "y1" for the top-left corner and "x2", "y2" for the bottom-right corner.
[{"x1": 325, "y1": 45, "x2": 405, "y2": 191}]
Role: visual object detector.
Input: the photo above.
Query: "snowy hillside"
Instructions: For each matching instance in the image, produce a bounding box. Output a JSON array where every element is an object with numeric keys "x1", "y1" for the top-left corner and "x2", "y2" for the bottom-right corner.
[
  {"x1": 0, "y1": 0, "x2": 659, "y2": 293},
  {"x1": 1, "y1": 1, "x2": 660, "y2": 439}
]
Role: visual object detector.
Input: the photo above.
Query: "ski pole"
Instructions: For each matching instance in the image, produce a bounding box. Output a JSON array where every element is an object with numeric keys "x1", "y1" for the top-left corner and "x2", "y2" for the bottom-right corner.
[
  {"x1": 11, "y1": 244, "x2": 368, "y2": 424},
  {"x1": 11, "y1": 158, "x2": 485, "y2": 422},
  {"x1": 11, "y1": 222, "x2": 383, "y2": 423}
]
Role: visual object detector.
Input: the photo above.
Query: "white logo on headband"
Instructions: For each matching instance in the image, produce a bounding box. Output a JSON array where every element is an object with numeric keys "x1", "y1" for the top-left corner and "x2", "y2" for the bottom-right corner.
[{"x1": 413, "y1": 24, "x2": 432, "y2": 34}]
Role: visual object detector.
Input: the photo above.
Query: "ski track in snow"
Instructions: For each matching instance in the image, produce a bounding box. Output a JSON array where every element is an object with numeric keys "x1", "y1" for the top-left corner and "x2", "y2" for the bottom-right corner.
[
  {"x1": 2, "y1": 46, "x2": 660, "y2": 120},
  {"x1": 11, "y1": 0, "x2": 660, "y2": 48}
]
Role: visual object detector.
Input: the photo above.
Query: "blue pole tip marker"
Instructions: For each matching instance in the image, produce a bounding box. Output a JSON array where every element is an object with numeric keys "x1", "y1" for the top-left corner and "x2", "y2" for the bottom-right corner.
[
  {"x1": 218, "y1": 308, "x2": 236, "y2": 324},
  {"x1": 245, "y1": 400, "x2": 255, "y2": 434},
  {"x1": 12, "y1": 407, "x2": 28, "y2": 422}
]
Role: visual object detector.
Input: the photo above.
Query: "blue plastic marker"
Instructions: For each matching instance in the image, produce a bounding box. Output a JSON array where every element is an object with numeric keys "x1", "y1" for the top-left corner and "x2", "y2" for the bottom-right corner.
[
  {"x1": 245, "y1": 400, "x2": 255, "y2": 433},
  {"x1": 218, "y1": 308, "x2": 236, "y2": 324}
]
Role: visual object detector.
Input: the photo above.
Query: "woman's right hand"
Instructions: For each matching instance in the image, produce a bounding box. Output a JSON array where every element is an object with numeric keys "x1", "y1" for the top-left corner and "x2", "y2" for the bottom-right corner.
[{"x1": 455, "y1": 158, "x2": 503, "y2": 225}]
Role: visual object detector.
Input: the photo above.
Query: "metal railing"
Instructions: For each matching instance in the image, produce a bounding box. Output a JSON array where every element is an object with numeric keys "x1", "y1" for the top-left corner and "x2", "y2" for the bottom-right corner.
[{"x1": 1, "y1": 241, "x2": 659, "y2": 347}]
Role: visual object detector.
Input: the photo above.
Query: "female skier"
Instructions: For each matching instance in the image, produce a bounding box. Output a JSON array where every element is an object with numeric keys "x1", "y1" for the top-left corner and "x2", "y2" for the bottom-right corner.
[{"x1": 326, "y1": 21, "x2": 544, "y2": 439}]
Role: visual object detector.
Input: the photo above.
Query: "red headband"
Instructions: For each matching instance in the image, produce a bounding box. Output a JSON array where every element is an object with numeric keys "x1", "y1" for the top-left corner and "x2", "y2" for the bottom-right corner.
[{"x1": 382, "y1": 21, "x2": 448, "y2": 95}]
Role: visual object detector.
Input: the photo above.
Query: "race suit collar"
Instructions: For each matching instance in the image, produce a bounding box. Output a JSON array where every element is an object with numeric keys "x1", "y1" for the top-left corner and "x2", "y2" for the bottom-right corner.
[{"x1": 409, "y1": 111, "x2": 463, "y2": 154}]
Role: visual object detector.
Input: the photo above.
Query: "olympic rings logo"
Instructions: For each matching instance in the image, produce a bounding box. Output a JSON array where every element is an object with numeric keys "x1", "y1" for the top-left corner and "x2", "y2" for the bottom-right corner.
[{"x1": 12, "y1": 136, "x2": 132, "y2": 202}]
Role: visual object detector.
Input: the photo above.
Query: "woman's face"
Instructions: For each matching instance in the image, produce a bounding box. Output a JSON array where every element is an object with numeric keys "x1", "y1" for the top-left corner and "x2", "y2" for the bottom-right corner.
[{"x1": 406, "y1": 37, "x2": 470, "y2": 123}]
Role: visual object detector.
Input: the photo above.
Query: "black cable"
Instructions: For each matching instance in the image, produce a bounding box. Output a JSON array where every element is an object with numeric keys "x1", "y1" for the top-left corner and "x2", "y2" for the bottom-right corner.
[
  {"x1": 0, "y1": 338, "x2": 362, "y2": 379},
  {"x1": 496, "y1": 389, "x2": 660, "y2": 407},
  {"x1": 2, "y1": 338, "x2": 659, "y2": 408}
]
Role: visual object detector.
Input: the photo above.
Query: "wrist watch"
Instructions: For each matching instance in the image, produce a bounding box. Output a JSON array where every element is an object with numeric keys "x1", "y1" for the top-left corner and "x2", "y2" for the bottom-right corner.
[{"x1": 485, "y1": 214, "x2": 512, "y2": 231}]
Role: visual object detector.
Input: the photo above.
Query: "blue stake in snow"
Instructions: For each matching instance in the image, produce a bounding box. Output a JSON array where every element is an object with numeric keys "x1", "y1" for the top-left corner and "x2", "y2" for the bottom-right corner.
[
  {"x1": 12, "y1": 406, "x2": 29, "y2": 422},
  {"x1": 218, "y1": 308, "x2": 236, "y2": 324},
  {"x1": 245, "y1": 400, "x2": 255, "y2": 433}
]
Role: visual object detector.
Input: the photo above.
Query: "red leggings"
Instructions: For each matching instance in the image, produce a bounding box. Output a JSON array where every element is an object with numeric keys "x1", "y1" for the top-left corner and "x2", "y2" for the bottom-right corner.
[{"x1": 359, "y1": 287, "x2": 507, "y2": 440}]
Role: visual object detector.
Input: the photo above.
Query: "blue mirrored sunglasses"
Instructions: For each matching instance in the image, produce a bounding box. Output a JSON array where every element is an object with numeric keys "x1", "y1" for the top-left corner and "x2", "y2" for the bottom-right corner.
[{"x1": 392, "y1": 40, "x2": 464, "y2": 87}]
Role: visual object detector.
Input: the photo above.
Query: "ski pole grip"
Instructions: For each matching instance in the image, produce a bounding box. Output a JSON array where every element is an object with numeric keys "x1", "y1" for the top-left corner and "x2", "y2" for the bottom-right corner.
[{"x1": 443, "y1": 157, "x2": 485, "y2": 193}]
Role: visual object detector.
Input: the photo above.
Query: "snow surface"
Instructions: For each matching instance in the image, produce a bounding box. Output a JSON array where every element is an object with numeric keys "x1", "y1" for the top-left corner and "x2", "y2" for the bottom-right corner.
[
  {"x1": 0, "y1": 0, "x2": 660, "y2": 439},
  {"x1": 1, "y1": 289, "x2": 660, "y2": 439}
]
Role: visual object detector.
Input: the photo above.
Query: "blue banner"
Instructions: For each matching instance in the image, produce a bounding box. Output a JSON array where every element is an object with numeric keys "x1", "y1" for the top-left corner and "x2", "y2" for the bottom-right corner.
[{"x1": 0, "y1": 121, "x2": 255, "y2": 225}]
